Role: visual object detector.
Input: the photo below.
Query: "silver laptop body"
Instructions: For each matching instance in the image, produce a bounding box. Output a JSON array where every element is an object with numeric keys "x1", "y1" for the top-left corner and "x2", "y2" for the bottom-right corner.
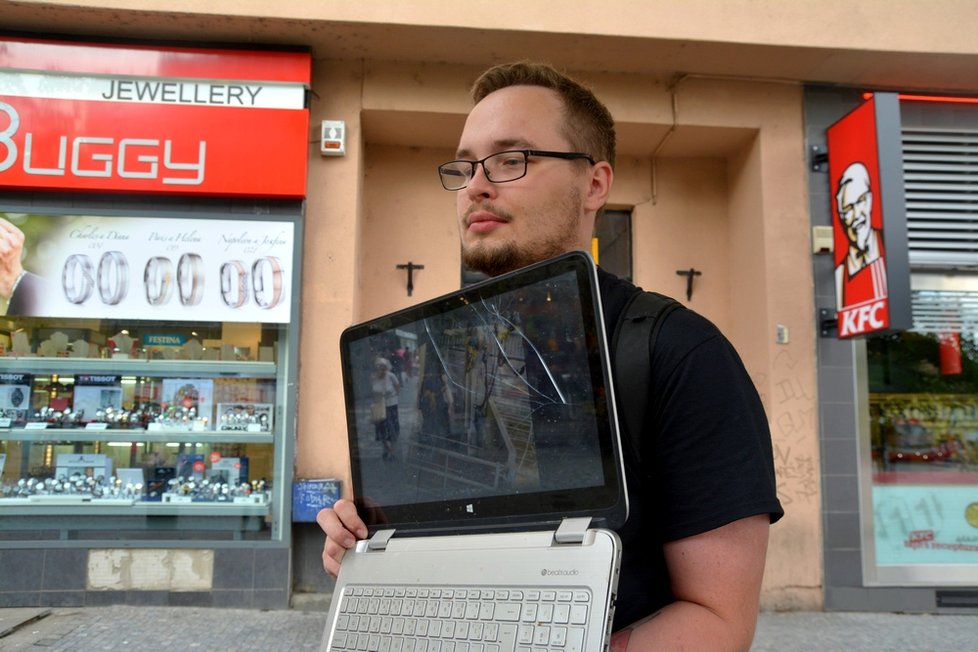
[{"x1": 321, "y1": 252, "x2": 628, "y2": 652}]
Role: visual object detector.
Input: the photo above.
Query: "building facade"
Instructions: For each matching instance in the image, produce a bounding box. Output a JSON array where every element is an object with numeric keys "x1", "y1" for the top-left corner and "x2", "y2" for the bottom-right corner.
[{"x1": 1, "y1": 0, "x2": 977, "y2": 614}]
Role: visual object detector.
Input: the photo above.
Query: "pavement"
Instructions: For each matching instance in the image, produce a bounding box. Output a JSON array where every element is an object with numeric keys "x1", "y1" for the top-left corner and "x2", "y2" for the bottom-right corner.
[{"x1": 1, "y1": 605, "x2": 976, "y2": 650}]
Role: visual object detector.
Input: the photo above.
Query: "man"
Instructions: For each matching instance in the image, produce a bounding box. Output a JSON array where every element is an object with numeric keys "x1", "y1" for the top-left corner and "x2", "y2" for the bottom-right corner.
[
  {"x1": 834, "y1": 161, "x2": 887, "y2": 312},
  {"x1": 319, "y1": 62, "x2": 783, "y2": 651},
  {"x1": 0, "y1": 217, "x2": 44, "y2": 315}
]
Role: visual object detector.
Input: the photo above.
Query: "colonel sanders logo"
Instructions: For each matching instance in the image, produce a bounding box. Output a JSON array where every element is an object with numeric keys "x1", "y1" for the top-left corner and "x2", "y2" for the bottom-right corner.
[{"x1": 834, "y1": 161, "x2": 888, "y2": 336}]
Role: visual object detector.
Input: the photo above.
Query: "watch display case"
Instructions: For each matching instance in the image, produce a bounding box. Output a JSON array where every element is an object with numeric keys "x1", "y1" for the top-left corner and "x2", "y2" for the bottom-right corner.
[
  {"x1": 0, "y1": 207, "x2": 300, "y2": 546},
  {"x1": 0, "y1": 316, "x2": 289, "y2": 542}
]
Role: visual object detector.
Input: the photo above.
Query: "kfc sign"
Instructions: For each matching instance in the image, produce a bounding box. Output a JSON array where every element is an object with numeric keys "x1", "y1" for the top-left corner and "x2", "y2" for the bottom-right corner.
[
  {"x1": 827, "y1": 93, "x2": 912, "y2": 338},
  {"x1": 0, "y1": 38, "x2": 310, "y2": 197}
]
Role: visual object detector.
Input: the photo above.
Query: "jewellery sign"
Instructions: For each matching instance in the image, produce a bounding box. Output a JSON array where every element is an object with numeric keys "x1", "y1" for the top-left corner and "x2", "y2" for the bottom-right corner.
[
  {"x1": 8, "y1": 213, "x2": 294, "y2": 323},
  {"x1": 826, "y1": 92, "x2": 911, "y2": 338},
  {"x1": 0, "y1": 37, "x2": 310, "y2": 197}
]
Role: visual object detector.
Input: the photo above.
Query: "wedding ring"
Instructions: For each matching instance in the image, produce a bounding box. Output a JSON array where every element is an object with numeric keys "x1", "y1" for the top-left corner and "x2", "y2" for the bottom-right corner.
[
  {"x1": 220, "y1": 260, "x2": 248, "y2": 308},
  {"x1": 62, "y1": 254, "x2": 95, "y2": 304},
  {"x1": 97, "y1": 251, "x2": 129, "y2": 305},
  {"x1": 144, "y1": 256, "x2": 174, "y2": 306},
  {"x1": 252, "y1": 256, "x2": 283, "y2": 309},
  {"x1": 177, "y1": 253, "x2": 204, "y2": 306}
]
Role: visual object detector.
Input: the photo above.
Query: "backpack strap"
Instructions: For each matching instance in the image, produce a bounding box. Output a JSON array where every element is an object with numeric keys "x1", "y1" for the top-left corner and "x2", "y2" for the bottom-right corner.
[{"x1": 610, "y1": 290, "x2": 681, "y2": 472}]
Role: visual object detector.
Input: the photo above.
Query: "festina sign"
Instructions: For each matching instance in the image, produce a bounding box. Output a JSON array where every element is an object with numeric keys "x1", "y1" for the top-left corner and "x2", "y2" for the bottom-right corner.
[
  {"x1": 0, "y1": 37, "x2": 311, "y2": 197},
  {"x1": 826, "y1": 92, "x2": 912, "y2": 339}
]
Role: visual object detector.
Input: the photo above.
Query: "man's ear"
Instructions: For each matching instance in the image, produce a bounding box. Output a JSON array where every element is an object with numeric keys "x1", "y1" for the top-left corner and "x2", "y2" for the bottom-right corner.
[{"x1": 584, "y1": 161, "x2": 613, "y2": 212}]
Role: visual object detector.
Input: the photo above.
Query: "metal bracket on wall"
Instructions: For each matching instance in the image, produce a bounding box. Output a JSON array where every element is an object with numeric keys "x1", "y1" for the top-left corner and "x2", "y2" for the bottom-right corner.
[
  {"x1": 810, "y1": 145, "x2": 829, "y2": 172},
  {"x1": 396, "y1": 261, "x2": 424, "y2": 297},
  {"x1": 819, "y1": 307, "x2": 838, "y2": 337},
  {"x1": 675, "y1": 268, "x2": 701, "y2": 301}
]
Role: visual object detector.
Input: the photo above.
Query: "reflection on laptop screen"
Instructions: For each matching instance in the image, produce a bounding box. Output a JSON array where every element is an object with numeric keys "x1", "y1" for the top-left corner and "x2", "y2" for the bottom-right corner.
[{"x1": 339, "y1": 252, "x2": 624, "y2": 532}]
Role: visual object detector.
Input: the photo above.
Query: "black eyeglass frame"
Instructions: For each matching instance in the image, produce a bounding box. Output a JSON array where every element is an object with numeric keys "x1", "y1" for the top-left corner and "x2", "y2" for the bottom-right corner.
[{"x1": 437, "y1": 149, "x2": 596, "y2": 191}]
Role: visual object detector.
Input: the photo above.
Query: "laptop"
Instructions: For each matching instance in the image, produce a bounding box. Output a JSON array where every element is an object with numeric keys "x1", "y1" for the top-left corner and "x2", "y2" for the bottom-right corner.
[{"x1": 321, "y1": 251, "x2": 628, "y2": 652}]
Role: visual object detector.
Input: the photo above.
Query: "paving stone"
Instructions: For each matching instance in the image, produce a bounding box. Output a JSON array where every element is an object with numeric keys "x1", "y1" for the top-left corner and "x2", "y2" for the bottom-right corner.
[{"x1": 2, "y1": 606, "x2": 977, "y2": 651}]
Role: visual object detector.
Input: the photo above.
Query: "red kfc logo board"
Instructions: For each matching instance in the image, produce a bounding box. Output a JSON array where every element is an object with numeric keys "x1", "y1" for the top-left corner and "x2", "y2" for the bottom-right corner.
[
  {"x1": 827, "y1": 93, "x2": 912, "y2": 338},
  {"x1": 0, "y1": 37, "x2": 311, "y2": 198}
]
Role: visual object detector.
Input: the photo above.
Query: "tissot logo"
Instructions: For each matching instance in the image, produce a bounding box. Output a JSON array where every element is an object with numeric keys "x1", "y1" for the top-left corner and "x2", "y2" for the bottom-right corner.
[
  {"x1": 77, "y1": 376, "x2": 118, "y2": 384},
  {"x1": 541, "y1": 568, "x2": 579, "y2": 577}
]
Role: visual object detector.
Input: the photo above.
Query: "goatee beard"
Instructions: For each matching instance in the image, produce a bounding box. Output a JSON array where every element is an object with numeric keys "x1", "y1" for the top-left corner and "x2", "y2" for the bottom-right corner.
[
  {"x1": 461, "y1": 189, "x2": 585, "y2": 277},
  {"x1": 462, "y1": 243, "x2": 524, "y2": 278},
  {"x1": 461, "y1": 203, "x2": 525, "y2": 277}
]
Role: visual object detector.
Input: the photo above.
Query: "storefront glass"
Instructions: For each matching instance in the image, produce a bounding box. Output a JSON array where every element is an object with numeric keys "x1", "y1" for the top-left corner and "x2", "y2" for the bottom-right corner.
[
  {"x1": 863, "y1": 282, "x2": 978, "y2": 583},
  {"x1": 0, "y1": 208, "x2": 298, "y2": 545}
]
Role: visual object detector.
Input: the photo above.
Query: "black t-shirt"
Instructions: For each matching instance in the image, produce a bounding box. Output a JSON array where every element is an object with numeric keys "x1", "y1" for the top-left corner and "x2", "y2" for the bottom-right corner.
[{"x1": 597, "y1": 268, "x2": 784, "y2": 631}]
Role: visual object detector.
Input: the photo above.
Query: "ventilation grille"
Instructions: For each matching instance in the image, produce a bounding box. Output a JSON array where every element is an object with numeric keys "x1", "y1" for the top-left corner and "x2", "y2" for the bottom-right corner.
[
  {"x1": 903, "y1": 127, "x2": 978, "y2": 269},
  {"x1": 911, "y1": 288, "x2": 978, "y2": 333},
  {"x1": 936, "y1": 589, "x2": 978, "y2": 609}
]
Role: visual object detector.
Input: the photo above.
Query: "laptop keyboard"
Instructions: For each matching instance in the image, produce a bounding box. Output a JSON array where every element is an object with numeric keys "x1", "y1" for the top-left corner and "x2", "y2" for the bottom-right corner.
[{"x1": 328, "y1": 584, "x2": 593, "y2": 652}]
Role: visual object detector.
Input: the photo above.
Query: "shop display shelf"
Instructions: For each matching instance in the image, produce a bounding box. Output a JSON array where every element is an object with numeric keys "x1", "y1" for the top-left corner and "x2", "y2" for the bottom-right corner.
[
  {"x1": 0, "y1": 427, "x2": 274, "y2": 444},
  {"x1": 0, "y1": 357, "x2": 277, "y2": 378}
]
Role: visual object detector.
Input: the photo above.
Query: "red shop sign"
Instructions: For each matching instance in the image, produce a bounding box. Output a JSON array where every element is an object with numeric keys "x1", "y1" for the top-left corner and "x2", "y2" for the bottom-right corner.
[
  {"x1": 826, "y1": 92, "x2": 911, "y2": 338},
  {"x1": 0, "y1": 37, "x2": 311, "y2": 198}
]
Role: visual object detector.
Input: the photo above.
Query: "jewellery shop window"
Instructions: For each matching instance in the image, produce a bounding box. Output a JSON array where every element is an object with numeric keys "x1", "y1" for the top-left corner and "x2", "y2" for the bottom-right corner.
[{"x1": 0, "y1": 210, "x2": 298, "y2": 543}]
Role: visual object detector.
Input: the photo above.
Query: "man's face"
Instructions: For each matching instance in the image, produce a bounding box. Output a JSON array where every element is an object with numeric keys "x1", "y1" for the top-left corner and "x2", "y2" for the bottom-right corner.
[
  {"x1": 838, "y1": 177, "x2": 873, "y2": 253},
  {"x1": 454, "y1": 86, "x2": 598, "y2": 277}
]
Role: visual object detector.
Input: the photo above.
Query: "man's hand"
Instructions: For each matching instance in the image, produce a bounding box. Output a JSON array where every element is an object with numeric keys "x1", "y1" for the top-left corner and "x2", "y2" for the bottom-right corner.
[
  {"x1": 317, "y1": 498, "x2": 368, "y2": 579},
  {"x1": 0, "y1": 218, "x2": 26, "y2": 299},
  {"x1": 610, "y1": 628, "x2": 634, "y2": 651}
]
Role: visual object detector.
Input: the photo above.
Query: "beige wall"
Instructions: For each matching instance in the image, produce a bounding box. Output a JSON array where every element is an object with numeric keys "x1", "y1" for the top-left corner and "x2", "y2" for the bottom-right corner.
[
  {"x1": 359, "y1": 145, "x2": 459, "y2": 321},
  {"x1": 7, "y1": 1, "x2": 978, "y2": 90},
  {"x1": 295, "y1": 60, "x2": 364, "y2": 480},
  {"x1": 631, "y1": 157, "x2": 732, "y2": 325}
]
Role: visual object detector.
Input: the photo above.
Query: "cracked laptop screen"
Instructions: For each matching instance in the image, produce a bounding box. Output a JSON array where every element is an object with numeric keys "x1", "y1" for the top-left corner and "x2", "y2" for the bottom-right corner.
[{"x1": 340, "y1": 254, "x2": 621, "y2": 529}]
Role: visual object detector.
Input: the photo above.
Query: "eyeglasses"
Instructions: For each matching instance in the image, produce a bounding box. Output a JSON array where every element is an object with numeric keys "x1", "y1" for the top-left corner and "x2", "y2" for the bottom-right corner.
[{"x1": 437, "y1": 149, "x2": 596, "y2": 191}]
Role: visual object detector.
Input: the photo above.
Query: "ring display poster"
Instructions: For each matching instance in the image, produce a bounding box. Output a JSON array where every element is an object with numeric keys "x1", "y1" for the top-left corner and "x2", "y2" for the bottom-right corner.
[
  {"x1": 13, "y1": 214, "x2": 294, "y2": 323},
  {"x1": 0, "y1": 211, "x2": 296, "y2": 543}
]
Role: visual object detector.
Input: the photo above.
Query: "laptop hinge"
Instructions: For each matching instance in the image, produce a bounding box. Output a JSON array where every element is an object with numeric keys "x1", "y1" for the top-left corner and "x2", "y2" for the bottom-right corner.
[
  {"x1": 367, "y1": 529, "x2": 396, "y2": 551},
  {"x1": 553, "y1": 517, "x2": 592, "y2": 545}
]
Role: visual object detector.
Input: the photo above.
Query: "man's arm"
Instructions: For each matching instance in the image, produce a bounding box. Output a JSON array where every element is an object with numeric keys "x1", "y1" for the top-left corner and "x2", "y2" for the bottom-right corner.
[{"x1": 611, "y1": 514, "x2": 770, "y2": 652}]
